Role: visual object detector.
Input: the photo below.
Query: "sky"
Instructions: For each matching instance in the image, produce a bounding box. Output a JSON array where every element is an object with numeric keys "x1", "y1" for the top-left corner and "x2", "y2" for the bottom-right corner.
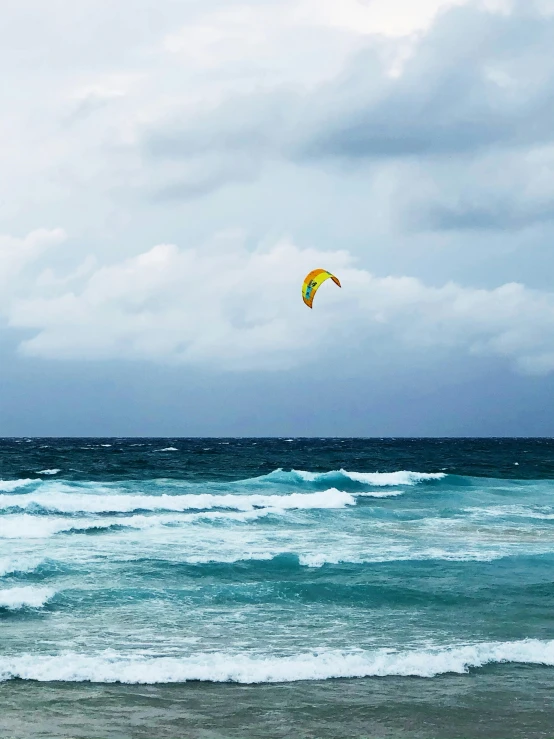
[{"x1": 1, "y1": 0, "x2": 554, "y2": 436}]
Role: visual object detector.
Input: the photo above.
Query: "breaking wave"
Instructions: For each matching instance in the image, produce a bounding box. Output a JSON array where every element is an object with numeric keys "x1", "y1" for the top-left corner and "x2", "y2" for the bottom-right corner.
[
  {"x1": 0, "y1": 488, "x2": 401, "y2": 516},
  {"x1": 0, "y1": 556, "x2": 44, "y2": 577},
  {"x1": 0, "y1": 586, "x2": 56, "y2": 610},
  {"x1": 0, "y1": 479, "x2": 36, "y2": 492},
  {"x1": 252, "y1": 469, "x2": 446, "y2": 487},
  {"x1": 1, "y1": 639, "x2": 553, "y2": 683}
]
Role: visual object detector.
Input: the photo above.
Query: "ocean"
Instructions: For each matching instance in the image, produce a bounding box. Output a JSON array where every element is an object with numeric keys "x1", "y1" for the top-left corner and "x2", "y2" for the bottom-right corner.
[{"x1": 1, "y1": 437, "x2": 554, "y2": 738}]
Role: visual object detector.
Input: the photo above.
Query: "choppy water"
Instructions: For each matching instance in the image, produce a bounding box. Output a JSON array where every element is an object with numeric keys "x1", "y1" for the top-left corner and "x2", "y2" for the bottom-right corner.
[{"x1": 1, "y1": 438, "x2": 554, "y2": 738}]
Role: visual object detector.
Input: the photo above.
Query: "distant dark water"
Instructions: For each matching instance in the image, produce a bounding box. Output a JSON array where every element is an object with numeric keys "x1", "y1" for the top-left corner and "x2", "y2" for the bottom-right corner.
[
  {"x1": 3, "y1": 436, "x2": 554, "y2": 481},
  {"x1": 1, "y1": 438, "x2": 554, "y2": 738}
]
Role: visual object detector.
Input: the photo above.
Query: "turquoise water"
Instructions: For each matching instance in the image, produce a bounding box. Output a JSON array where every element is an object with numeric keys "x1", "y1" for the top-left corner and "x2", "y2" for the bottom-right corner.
[{"x1": 1, "y1": 438, "x2": 554, "y2": 737}]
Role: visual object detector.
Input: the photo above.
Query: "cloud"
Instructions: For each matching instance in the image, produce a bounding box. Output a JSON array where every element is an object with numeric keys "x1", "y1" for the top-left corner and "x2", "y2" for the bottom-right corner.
[
  {"x1": 2, "y1": 0, "x2": 554, "y2": 437},
  {"x1": 0, "y1": 229, "x2": 67, "y2": 309},
  {"x1": 410, "y1": 145, "x2": 554, "y2": 231},
  {"x1": 134, "y1": 0, "x2": 554, "y2": 226},
  {"x1": 3, "y1": 0, "x2": 551, "y2": 242},
  {"x1": 6, "y1": 231, "x2": 554, "y2": 376},
  {"x1": 428, "y1": 195, "x2": 554, "y2": 232},
  {"x1": 143, "y1": 92, "x2": 286, "y2": 200},
  {"x1": 1, "y1": 0, "x2": 553, "y2": 368},
  {"x1": 295, "y1": 0, "x2": 471, "y2": 37},
  {"x1": 295, "y1": 1, "x2": 554, "y2": 162}
]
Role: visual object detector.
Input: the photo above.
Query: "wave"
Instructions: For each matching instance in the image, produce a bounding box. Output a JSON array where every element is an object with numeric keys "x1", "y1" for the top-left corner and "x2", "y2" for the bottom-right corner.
[
  {"x1": 0, "y1": 479, "x2": 36, "y2": 492},
  {"x1": 256, "y1": 469, "x2": 446, "y2": 487},
  {"x1": 0, "y1": 469, "x2": 445, "y2": 499},
  {"x1": 0, "y1": 557, "x2": 44, "y2": 577},
  {"x1": 466, "y1": 505, "x2": 554, "y2": 521},
  {"x1": 1, "y1": 639, "x2": 553, "y2": 683},
  {"x1": 4, "y1": 511, "x2": 548, "y2": 564},
  {"x1": 0, "y1": 586, "x2": 55, "y2": 610},
  {"x1": 0, "y1": 508, "x2": 297, "y2": 539},
  {"x1": 172, "y1": 552, "x2": 497, "y2": 568},
  {"x1": 297, "y1": 550, "x2": 508, "y2": 567},
  {"x1": 0, "y1": 488, "x2": 400, "y2": 515},
  {"x1": 0, "y1": 514, "x2": 135, "y2": 539},
  {"x1": 167, "y1": 540, "x2": 554, "y2": 567},
  {"x1": 0, "y1": 512, "x2": 209, "y2": 539}
]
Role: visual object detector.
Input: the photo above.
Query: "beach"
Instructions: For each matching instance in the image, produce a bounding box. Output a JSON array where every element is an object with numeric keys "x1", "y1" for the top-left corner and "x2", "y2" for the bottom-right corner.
[{"x1": 2, "y1": 666, "x2": 554, "y2": 738}]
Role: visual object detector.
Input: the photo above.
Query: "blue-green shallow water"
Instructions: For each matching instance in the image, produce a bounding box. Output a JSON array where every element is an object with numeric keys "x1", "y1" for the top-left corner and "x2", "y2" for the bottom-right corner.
[{"x1": 1, "y1": 437, "x2": 554, "y2": 738}]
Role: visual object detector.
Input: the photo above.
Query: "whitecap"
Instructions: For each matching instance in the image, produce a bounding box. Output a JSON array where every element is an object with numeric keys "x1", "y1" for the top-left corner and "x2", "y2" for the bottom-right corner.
[
  {"x1": 0, "y1": 479, "x2": 36, "y2": 492},
  {"x1": 335, "y1": 470, "x2": 446, "y2": 486},
  {"x1": 0, "y1": 488, "x2": 367, "y2": 515},
  {"x1": 0, "y1": 586, "x2": 55, "y2": 610},
  {"x1": 2, "y1": 639, "x2": 554, "y2": 683},
  {"x1": 261, "y1": 469, "x2": 446, "y2": 487},
  {"x1": 0, "y1": 556, "x2": 43, "y2": 577},
  {"x1": 0, "y1": 514, "x2": 116, "y2": 539},
  {"x1": 3, "y1": 509, "x2": 283, "y2": 540}
]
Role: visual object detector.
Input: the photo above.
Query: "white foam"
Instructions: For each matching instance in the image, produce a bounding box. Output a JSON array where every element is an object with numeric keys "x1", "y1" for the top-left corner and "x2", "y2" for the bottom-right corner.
[
  {"x1": 357, "y1": 490, "x2": 404, "y2": 499},
  {"x1": 0, "y1": 488, "x2": 365, "y2": 515},
  {"x1": 0, "y1": 586, "x2": 55, "y2": 610},
  {"x1": 342, "y1": 470, "x2": 446, "y2": 486},
  {"x1": 289, "y1": 470, "x2": 446, "y2": 486},
  {"x1": 1, "y1": 639, "x2": 554, "y2": 683},
  {"x1": 466, "y1": 505, "x2": 554, "y2": 520},
  {"x1": 0, "y1": 514, "x2": 118, "y2": 539},
  {"x1": 297, "y1": 549, "x2": 505, "y2": 567},
  {"x1": 36, "y1": 469, "x2": 60, "y2": 475},
  {"x1": 0, "y1": 508, "x2": 287, "y2": 539},
  {"x1": 157, "y1": 447, "x2": 178, "y2": 452},
  {"x1": 0, "y1": 556, "x2": 43, "y2": 577},
  {"x1": 0, "y1": 479, "x2": 36, "y2": 492}
]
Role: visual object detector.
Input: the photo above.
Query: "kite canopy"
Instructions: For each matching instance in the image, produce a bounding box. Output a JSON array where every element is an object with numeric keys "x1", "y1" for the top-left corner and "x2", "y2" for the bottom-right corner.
[{"x1": 302, "y1": 269, "x2": 341, "y2": 308}]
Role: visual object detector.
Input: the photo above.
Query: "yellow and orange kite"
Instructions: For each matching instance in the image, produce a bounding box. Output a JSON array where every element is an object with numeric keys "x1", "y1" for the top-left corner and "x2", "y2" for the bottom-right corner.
[{"x1": 302, "y1": 269, "x2": 341, "y2": 308}]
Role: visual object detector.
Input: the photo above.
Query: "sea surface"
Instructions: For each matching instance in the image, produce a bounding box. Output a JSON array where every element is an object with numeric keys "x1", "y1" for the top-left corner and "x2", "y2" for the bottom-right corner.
[{"x1": 1, "y1": 438, "x2": 554, "y2": 738}]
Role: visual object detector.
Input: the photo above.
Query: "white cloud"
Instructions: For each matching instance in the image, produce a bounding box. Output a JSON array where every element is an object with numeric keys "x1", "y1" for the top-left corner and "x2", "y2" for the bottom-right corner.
[
  {"x1": 399, "y1": 145, "x2": 554, "y2": 231},
  {"x1": 0, "y1": 229, "x2": 67, "y2": 309},
  {"x1": 134, "y1": 0, "x2": 554, "y2": 221},
  {"x1": 1, "y1": 0, "x2": 554, "y2": 388},
  {"x1": 7, "y1": 232, "x2": 554, "y2": 375},
  {"x1": 295, "y1": 0, "x2": 468, "y2": 37},
  {"x1": 0, "y1": 0, "x2": 517, "y2": 224}
]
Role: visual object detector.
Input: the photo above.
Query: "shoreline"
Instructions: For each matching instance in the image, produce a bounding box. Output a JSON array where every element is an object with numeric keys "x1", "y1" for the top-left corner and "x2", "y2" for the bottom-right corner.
[{"x1": 1, "y1": 664, "x2": 553, "y2": 738}]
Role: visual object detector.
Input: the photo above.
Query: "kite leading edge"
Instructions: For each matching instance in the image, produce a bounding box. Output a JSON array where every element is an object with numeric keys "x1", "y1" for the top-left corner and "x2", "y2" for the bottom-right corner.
[{"x1": 302, "y1": 269, "x2": 341, "y2": 309}]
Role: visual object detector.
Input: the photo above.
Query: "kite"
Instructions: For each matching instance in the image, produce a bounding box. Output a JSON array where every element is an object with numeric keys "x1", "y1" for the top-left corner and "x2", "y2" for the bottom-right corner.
[{"x1": 302, "y1": 269, "x2": 341, "y2": 309}]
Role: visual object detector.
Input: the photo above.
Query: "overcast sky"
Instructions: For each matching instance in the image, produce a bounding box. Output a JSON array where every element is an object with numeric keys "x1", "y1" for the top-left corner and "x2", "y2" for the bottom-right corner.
[{"x1": 2, "y1": 0, "x2": 554, "y2": 436}]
